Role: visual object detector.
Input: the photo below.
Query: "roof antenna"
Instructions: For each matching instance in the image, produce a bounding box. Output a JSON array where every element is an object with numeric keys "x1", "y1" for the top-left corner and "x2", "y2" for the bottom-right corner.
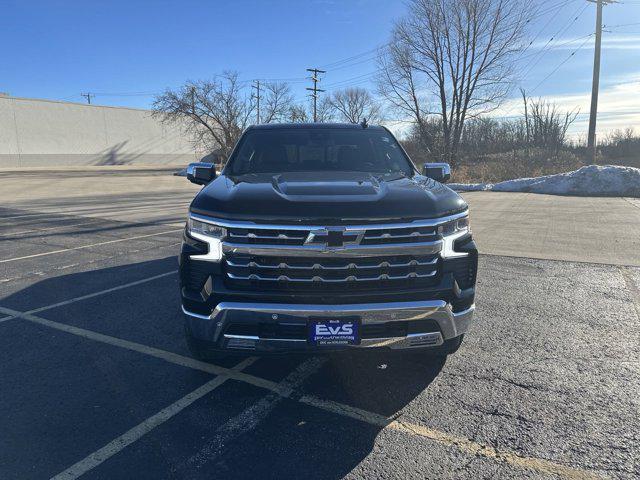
[{"x1": 360, "y1": 117, "x2": 368, "y2": 128}]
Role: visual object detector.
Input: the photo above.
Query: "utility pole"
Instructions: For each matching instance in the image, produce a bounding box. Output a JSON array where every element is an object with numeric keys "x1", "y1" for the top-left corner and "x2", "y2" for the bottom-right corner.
[
  {"x1": 80, "y1": 93, "x2": 94, "y2": 104},
  {"x1": 587, "y1": 0, "x2": 616, "y2": 161},
  {"x1": 306, "y1": 68, "x2": 326, "y2": 122},
  {"x1": 252, "y1": 80, "x2": 261, "y2": 124}
]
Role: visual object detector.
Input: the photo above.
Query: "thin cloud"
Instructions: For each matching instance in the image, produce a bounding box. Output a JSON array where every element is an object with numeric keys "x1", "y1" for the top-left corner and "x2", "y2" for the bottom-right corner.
[
  {"x1": 491, "y1": 78, "x2": 640, "y2": 137},
  {"x1": 529, "y1": 34, "x2": 640, "y2": 52}
]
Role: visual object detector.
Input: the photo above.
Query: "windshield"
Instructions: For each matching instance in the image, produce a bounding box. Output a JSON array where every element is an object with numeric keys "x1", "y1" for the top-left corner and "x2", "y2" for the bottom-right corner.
[{"x1": 225, "y1": 128, "x2": 415, "y2": 176}]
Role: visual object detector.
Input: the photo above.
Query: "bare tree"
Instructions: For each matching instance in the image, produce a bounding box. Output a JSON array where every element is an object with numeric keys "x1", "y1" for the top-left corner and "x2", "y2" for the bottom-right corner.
[
  {"x1": 288, "y1": 97, "x2": 334, "y2": 123},
  {"x1": 152, "y1": 72, "x2": 254, "y2": 159},
  {"x1": 328, "y1": 87, "x2": 381, "y2": 123},
  {"x1": 378, "y1": 0, "x2": 532, "y2": 165},
  {"x1": 315, "y1": 96, "x2": 335, "y2": 123},
  {"x1": 378, "y1": 38, "x2": 435, "y2": 149},
  {"x1": 288, "y1": 104, "x2": 310, "y2": 123},
  {"x1": 261, "y1": 82, "x2": 295, "y2": 124},
  {"x1": 521, "y1": 91, "x2": 578, "y2": 152}
]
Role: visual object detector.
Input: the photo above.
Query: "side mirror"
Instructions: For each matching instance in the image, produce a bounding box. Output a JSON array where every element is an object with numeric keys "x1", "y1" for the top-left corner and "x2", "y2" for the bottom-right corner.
[
  {"x1": 186, "y1": 162, "x2": 216, "y2": 185},
  {"x1": 423, "y1": 163, "x2": 451, "y2": 183}
]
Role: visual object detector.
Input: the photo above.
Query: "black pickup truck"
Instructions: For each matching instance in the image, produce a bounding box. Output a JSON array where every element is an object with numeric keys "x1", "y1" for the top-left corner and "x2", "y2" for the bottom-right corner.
[{"x1": 179, "y1": 123, "x2": 477, "y2": 360}]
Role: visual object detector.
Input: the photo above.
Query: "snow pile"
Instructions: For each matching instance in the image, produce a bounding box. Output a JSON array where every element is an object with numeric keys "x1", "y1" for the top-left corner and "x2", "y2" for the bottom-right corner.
[{"x1": 450, "y1": 165, "x2": 640, "y2": 197}]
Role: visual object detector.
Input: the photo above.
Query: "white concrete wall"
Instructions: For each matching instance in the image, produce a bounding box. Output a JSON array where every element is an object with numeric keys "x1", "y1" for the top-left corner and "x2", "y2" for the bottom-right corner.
[{"x1": 0, "y1": 96, "x2": 200, "y2": 167}]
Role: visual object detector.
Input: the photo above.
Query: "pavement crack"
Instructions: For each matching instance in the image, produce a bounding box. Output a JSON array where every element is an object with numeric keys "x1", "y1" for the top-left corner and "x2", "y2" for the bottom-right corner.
[{"x1": 444, "y1": 370, "x2": 552, "y2": 394}]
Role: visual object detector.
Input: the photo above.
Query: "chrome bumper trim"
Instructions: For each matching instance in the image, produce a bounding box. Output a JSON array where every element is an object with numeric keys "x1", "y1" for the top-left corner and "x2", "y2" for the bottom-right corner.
[
  {"x1": 181, "y1": 305, "x2": 210, "y2": 320},
  {"x1": 183, "y1": 301, "x2": 475, "y2": 349},
  {"x1": 221, "y1": 332, "x2": 444, "y2": 350}
]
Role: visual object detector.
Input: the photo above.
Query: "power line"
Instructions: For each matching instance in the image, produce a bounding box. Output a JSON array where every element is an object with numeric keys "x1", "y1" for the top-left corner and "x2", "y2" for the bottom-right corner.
[
  {"x1": 603, "y1": 21, "x2": 640, "y2": 27},
  {"x1": 518, "y1": 33, "x2": 594, "y2": 61},
  {"x1": 530, "y1": 34, "x2": 594, "y2": 93},
  {"x1": 319, "y1": 44, "x2": 388, "y2": 70},
  {"x1": 519, "y1": 0, "x2": 577, "y2": 57},
  {"x1": 317, "y1": 1, "x2": 588, "y2": 92},
  {"x1": 88, "y1": 91, "x2": 160, "y2": 97},
  {"x1": 316, "y1": 0, "x2": 579, "y2": 75},
  {"x1": 519, "y1": 2, "x2": 590, "y2": 79},
  {"x1": 249, "y1": 76, "x2": 307, "y2": 83},
  {"x1": 499, "y1": 32, "x2": 594, "y2": 119},
  {"x1": 323, "y1": 70, "x2": 378, "y2": 89}
]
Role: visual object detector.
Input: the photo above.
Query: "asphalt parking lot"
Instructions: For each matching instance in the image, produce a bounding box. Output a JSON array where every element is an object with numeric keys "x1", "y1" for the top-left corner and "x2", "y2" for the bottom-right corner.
[{"x1": 0, "y1": 168, "x2": 638, "y2": 479}]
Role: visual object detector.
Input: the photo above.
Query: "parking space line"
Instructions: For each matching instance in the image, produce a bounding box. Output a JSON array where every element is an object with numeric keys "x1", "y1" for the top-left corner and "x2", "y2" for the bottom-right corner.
[
  {"x1": 0, "y1": 220, "x2": 100, "y2": 238},
  {"x1": 187, "y1": 357, "x2": 327, "y2": 469},
  {"x1": 0, "y1": 229, "x2": 183, "y2": 264},
  {"x1": 27, "y1": 271, "x2": 177, "y2": 314},
  {"x1": 0, "y1": 201, "x2": 190, "y2": 223},
  {"x1": 1, "y1": 219, "x2": 184, "y2": 239},
  {"x1": 50, "y1": 356, "x2": 256, "y2": 480},
  {"x1": 389, "y1": 421, "x2": 598, "y2": 480},
  {"x1": 0, "y1": 211, "x2": 52, "y2": 221},
  {"x1": 299, "y1": 396, "x2": 599, "y2": 480},
  {"x1": 0, "y1": 304, "x2": 599, "y2": 479},
  {"x1": 0, "y1": 244, "x2": 180, "y2": 285},
  {"x1": 0, "y1": 306, "x2": 290, "y2": 396}
]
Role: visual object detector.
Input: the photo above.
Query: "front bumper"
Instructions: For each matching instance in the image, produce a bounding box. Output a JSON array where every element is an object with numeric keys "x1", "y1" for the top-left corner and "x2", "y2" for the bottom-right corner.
[{"x1": 183, "y1": 300, "x2": 475, "y2": 353}]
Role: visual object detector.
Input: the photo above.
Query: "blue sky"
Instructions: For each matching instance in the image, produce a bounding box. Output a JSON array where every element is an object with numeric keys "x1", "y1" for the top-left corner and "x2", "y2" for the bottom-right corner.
[{"x1": 1, "y1": 0, "x2": 639, "y2": 136}]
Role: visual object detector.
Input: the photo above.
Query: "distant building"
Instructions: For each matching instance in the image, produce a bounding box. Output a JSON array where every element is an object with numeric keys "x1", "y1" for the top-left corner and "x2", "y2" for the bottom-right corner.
[{"x1": 0, "y1": 95, "x2": 200, "y2": 168}]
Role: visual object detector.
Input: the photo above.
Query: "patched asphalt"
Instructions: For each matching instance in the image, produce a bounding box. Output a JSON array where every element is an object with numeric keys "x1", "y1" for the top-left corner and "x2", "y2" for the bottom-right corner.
[{"x1": 0, "y1": 170, "x2": 638, "y2": 479}]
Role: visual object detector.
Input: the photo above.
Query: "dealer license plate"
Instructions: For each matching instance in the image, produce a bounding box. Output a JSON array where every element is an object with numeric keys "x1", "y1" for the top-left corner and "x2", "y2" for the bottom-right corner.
[{"x1": 308, "y1": 318, "x2": 360, "y2": 346}]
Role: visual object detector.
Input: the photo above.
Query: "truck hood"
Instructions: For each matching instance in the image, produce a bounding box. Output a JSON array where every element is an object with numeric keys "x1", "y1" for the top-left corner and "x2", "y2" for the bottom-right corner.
[{"x1": 189, "y1": 171, "x2": 467, "y2": 223}]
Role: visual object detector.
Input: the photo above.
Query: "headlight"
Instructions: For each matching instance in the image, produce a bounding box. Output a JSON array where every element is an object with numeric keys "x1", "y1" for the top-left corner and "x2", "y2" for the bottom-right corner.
[
  {"x1": 437, "y1": 216, "x2": 469, "y2": 236},
  {"x1": 438, "y1": 214, "x2": 470, "y2": 258},
  {"x1": 188, "y1": 218, "x2": 227, "y2": 239},
  {"x1": 187, "y1": 217, "x2": 226, "y2": 262}
]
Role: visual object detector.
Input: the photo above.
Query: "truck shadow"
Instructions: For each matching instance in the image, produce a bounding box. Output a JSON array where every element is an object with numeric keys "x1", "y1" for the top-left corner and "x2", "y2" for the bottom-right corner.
[{"x1": 1, "y1": 256, "x2": 446, "y2": 479}]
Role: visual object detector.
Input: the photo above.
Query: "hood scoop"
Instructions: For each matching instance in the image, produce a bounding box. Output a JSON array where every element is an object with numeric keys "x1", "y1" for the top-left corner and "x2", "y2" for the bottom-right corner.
[{"x1": 273, "y1": 172, "x2": 383, "y2": 201}]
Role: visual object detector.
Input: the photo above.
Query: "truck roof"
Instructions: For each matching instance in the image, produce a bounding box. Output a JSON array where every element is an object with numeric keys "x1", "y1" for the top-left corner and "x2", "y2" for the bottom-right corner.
[{"x1": 246, "y1": 123, "x2": 386, "y2": 131}]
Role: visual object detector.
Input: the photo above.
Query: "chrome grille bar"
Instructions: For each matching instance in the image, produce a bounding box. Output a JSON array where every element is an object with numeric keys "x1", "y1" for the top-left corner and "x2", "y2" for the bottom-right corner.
[
  {"x1": 363, "y1": 232, "x2": 436, "y2": 240},
  {"x1": 222, "y1": 241, "x2": 442, "y2": 257},
  {"x1": 226, "y1": 270, "x2": 437, "y2": 283},
  {"x1": 228, "y1": 232, "x2": 307, "y2": 241},
  {"x1": 225, "y1": 257, "x2": 438, "y2": 270}
]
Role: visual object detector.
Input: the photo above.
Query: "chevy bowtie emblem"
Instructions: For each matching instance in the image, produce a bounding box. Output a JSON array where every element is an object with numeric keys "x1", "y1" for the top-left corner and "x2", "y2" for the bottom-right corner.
[{"x1": 304, "y1": 227, "x2": 364, "y2": 248}]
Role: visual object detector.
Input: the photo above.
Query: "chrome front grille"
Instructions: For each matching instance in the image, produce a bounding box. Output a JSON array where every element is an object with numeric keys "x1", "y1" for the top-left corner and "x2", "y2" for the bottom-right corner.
[
  {"x1": 187, "y1": 213, "x2": 472, "y2": 293},
  {"x1": 225, "y1": 224, "x2": 438, "y2": 247},
  {"x1": 224, "y1": 254, "x2": 440, "y2": 290}
]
